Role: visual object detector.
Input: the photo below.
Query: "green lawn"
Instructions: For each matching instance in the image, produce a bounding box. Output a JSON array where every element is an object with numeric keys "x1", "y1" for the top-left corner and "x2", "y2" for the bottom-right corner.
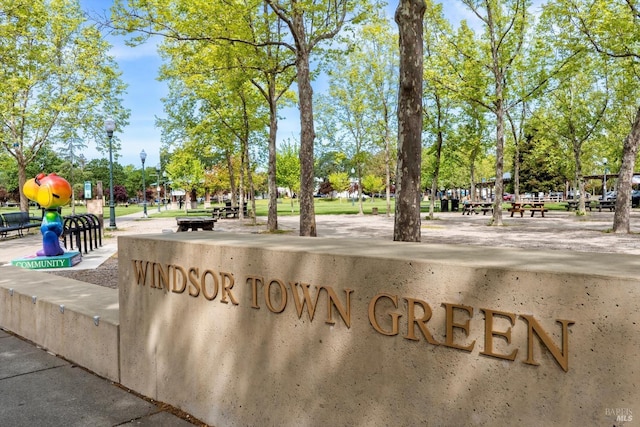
[{"x1": 0, "y1": 198, "x2": 573, "y2": 219}]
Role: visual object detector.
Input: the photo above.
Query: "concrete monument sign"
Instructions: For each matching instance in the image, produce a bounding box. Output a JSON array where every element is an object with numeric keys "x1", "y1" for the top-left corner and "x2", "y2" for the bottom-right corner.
[{"x1": 118, "y1": 233, "x2": 639, "y2": 426}]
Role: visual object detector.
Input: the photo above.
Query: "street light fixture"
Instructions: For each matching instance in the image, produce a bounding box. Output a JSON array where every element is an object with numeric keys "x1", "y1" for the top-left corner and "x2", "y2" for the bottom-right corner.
[
  {"x1": 163, "y1": 172, "x2": 168, "y2": 210},
  {"x1": 350, "y1": 167, "x2": 355, "y2": 206},
  {"x1": 156, "y1": 164, "x2": 161, "y2": 213},
  {"x1": 104, "y1": 118, "x2": 116, "y2": 229},
  {"x1": 140, "y1": 149, "x2": 147, "y2": 217},
  {"x1": 603, "y1": 157, "x2": 608, "y2": 200}
]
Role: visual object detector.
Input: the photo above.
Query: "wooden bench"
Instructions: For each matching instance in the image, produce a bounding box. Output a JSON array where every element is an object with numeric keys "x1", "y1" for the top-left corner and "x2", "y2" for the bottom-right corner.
[
  {"x1": 565, "y1": 201, "x2": 592, "y2": 211},
  {"x1": 528, "y1": 207, "x2": 548, "y2": 217},
  {"x1": 176, "y1": 216, "x2": 216, "y2": 232},
  {"x1": 461, "y1": 204, "x2": 474, "y2": 215},
  {"x1": 478, "y1": 206, "x2": 493, "y2": 215},
  {"x1": 212, "y1": 205, "x2": 249, "y2": 219},
  {"x1": 0, "y1": 212, "x2": 41, "y2": 238},
  {"x1": 508, "y1": 208, "x2": 525, "y2": 217},
  {"x1": 186, "y1": 209, "x2": 214, "y2": 216},
  {"x1": 462, "y1": 203, "x2": 493, "y2": 216},
  {"x1": 596, "y1": 201, "x2": 615, "y2": 212}
]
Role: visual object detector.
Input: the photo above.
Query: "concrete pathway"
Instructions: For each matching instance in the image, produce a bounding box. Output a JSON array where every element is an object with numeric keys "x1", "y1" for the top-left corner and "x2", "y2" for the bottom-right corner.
[{"x1": 0, "y1": 329, "x2": 195, "y2": 426}]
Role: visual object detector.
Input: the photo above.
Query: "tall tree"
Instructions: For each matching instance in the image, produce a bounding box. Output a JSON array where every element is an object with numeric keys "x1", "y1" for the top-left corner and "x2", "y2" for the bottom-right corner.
[
  {"x1": 244, "y1": 3, "x2": 296, "y2": 231},
  {"x1": 265, "y1": 0, "x2": 372, "y2": 236},
  {"x1": 553, "y1": 0, "x2": 640, "y2": 233},
  {"x1": 276, "y1": 141, "x2": 300, "y2": 212},
  {"x1": 356, "y1": 17, "x2": 398, "y2": 217},
  {"x1": 394, "y1": 0, "x2": 426, "y2": 242},
  {"x1": 0, "y1": 0, "x2": 128, "y2": 211},
  {"x1": 458, "y1": 0, "x2": 528, "y2": 226},
  {"x1": 316, "y1": 21, "x2": 392, "y2": 215},
  {"x1": 532, "y1": 56, "x2": 610, "y2": 214},
  {"x1": 422, "y1": 0, "x2": 459, "y2": 219}
]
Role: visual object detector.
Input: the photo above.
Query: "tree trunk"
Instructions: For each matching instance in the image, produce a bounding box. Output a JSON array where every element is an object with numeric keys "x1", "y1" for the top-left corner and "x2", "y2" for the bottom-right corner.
[
  {"x1": 491, "y1": 96, "x2": 505, "y2": 226},
  {"x1": 357, "y1": 170, "x2": 364, "y2": 215},
  {"x1": 18, "y1": 157, "x2": 28, "y2": 212},
  {"x1": 267, "y1": 87, "x2": 279, "y2": 232},
  {"x1": 296, "y1": 45, "x2": 317, "y2": 237},
  {"x1": 613, "y1": 106, "x2": 640, "y2": 233},
  {"x1": 383, "y1": 102, "x2": 392, "y2": 217},
  {"x1": 226, "y1": 149, "x2": 237, "y2": 207},
  {"x1": 573, "y1": 141, "x2": 587, "y2": 215},
  {"x1": 429, "y1": 129, "x2": 444, "y2": 219},
  {"x1": 394, "y1": 0, "x2": 426, "y2": 242},
  {"x1": 244, "y1": 131, "x2": 256, "y2": 225}
]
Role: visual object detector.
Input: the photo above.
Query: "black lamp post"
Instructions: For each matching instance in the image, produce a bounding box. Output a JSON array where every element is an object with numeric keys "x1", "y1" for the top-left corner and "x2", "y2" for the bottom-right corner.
[
  {"x1": 104, "y1": 118, "x2": 116, "y2": 229},
  {"x1": 603, "y1": 157, "x2": 608, "y2": 200},
  {"x1": 140, "y1": 149, "x2": 147, "y2": 217},
  {"x1": 163, "y1": 172, "x2": 168, "y2": 210},
  {"x1": 156, "y1": 164, "x2": 161, "y2": 213}
]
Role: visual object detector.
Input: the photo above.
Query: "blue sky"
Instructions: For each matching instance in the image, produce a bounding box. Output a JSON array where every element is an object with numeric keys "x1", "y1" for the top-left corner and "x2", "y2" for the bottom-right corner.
[{"x1": 78, "y1": 1, "x2": 541, "y2": 168}]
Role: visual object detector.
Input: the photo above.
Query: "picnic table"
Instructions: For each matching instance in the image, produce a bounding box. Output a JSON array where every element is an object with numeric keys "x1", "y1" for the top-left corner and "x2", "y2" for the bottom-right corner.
[
  {"x1": 176, "y1": 216, "x2": 216, "y2": 232},
  {"x1": 212, "y1": 205, "x2": 249, "y2": 219},
  {"x1": 596, "y1": 200, "x2": 616, "y2": 212},
  {"x1": 508, "y1": 201, "x2": 548, "y2": 217},
  {"x1": 564, "y1": 200, "x2": 593, "y2": 211},
  {"x1": 462, "y1": 202, "x2": 493, "y2": 215},
  {"x1": 186, "y1": 208, "x2": 214, "y2": 216}
]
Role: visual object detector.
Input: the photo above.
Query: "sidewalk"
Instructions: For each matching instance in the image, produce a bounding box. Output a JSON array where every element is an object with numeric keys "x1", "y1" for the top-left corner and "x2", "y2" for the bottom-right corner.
[{"x1": 0, "y1": 329, "x2": 195, "y2": 426}]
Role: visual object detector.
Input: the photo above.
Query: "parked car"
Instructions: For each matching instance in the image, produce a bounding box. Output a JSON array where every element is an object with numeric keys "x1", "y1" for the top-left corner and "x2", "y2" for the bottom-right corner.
[
  {"x1": 503, "y1": 193, "x2": 514, "y2": 201},
  {"x1": 548, "y1": 192, "x2": 564, "y2": 200},
  {"x1": 567, "y1": 191, "x2": 591, "y2": 199}
]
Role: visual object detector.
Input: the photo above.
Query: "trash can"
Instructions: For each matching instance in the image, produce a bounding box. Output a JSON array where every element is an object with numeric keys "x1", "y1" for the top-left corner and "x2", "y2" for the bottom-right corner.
[
  {"x1": 451, "y1": 199, "x2": 459, "y2": 212},
  {"x1": 371, "y1": 207, "x2": 379, "y2": 215},
  {"x1": 441, "y1": 199, "x2": 449, "y2": 212}
]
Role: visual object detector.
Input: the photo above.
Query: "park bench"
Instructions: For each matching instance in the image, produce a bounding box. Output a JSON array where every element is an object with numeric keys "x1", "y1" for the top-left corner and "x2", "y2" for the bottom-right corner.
[
  {"x1": 527, "y1": 207, "x2": 548, "y2": 217},
  {"x1": 0, "y1": 212, "x2": 41, "y2": 238},
  {"x1": 186, "y1": 209, "x2": 214, "y2": 216},
  {"x1": 462, "y1": 202, "x2": 493, "y2": 216},
  {"x1": 176, "y1": 216, "x2": 216, "y2": 232},
  {"x1": 564, "y1": 200, "x2": 593, "y2": 211},
  {"x1": 508, "y1": 202, "x2": 548, "y2": 218},
  {"x1": 212, "y1": 204, "x2": 249, "y2": 219},
  {"x1": 596, "y1": 200, "x2": 615, "y2": 212}
]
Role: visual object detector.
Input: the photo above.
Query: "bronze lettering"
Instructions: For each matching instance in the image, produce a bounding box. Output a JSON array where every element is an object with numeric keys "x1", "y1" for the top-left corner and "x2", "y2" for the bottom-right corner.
[
  {"x1": 404, "y1": 298, "x2": 440, "y2": 345},
  {"x1": 442, "y1": 303, "x2": 475, "y2": 352},
  {"x1": 323, "y1": 286, "x2": 352, "y2": 328},
  {"x1": 288, "y1": 282, "x2": 321, "y2": 321},
  {"x1": 155, "y1": 262, "x2": 169, "y2": 290},
  {"x1": 368, "y1": 293, "x2": 401, "y2": 336},
  {"x1": 131, "y1": 260, "x2": 149, "y2": 286},
  {"x1": 129, "y1": 258, "x2": 575, "y2": 372},
  {"x1": 520, "y1": 315, "x2": 574, "y2": 372},
  {"x1": 480, "y1": 308, "x2": 517, "y2": 361},
  {"x1": 171, "y1": 265, "x2": 187, "y2": 293},
  {"x1": 246, "y1": 275, "x2": 263, "y2": 309},
  {"x1": 265, "y1": 279, "x2": 287, "y2": 313},
  {"x1": 201, "y1": 269, "x2": 219, "y2": 301},
  {"x1": 220, "y1": 271, "x2": 239, "y2": 305},
  {"x1": 188, "y1": 267, "x2": 200, "y2": 297}
]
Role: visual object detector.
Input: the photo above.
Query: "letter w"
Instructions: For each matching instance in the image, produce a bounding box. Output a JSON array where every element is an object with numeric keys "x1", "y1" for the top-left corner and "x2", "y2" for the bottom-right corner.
[
  {"x1": 132, "y1": 260, "x2": 149, "y2": 286},
  {"x1": 289, "y1": 282, "x2": 321, "y2": 322}
]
